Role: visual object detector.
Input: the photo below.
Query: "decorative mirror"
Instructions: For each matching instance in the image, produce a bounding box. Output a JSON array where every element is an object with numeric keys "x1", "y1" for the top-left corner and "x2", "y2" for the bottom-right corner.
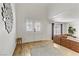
[{"x1": 1, "y1": 3, "x2": 13, "y2": 33}]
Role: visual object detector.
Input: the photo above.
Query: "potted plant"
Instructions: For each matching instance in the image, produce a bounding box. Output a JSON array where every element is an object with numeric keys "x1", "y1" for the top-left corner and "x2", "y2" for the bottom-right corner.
[{"x1": 68, "y1": 26, "x2": 76, "y2": 36}]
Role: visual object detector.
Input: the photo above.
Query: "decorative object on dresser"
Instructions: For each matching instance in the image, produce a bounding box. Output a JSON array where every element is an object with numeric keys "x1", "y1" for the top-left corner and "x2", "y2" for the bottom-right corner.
[{"x1": 1, "y1": 3, "x2": 13, "y2": 33}]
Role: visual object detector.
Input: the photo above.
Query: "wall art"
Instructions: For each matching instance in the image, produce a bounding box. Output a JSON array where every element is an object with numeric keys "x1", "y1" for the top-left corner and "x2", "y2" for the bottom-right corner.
[
  {"x1": 1, "y1": 3, "x2": 13, "y2": 33},
  {"x1": 26, "y1": 21, "x2": 33, "y2": 31},
  {"x1": 35, "y1": 22, "x2": 41, "y2": 32}
]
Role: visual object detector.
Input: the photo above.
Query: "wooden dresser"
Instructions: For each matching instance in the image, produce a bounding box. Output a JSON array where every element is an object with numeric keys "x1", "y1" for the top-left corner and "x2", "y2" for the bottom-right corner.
[{"x1": 53, "y1": 35, "x2": 79, "y2": 53}]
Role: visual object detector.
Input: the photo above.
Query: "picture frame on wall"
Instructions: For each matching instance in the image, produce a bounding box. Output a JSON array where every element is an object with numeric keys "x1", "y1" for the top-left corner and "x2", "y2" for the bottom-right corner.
[
  {"x1": 35, "y1": 22, "x2": 41, "y2": 32},
  {"x1": 26, "y1": 21, "x2": 41, "y2": 32},
  {"x1": 26, "y1": 21, "x2": 33, "y2": 31}
]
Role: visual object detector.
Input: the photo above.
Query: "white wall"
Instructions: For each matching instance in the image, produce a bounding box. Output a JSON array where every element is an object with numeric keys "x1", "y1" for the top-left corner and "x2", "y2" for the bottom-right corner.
[
  {"x1": 0, "y1": 3, "x2": 16, "y2": 55},
  {"x1": 15, "y1": 3, "x2": 51, "y2": 43},
  {"x1": 62, "y1": 23, "x2": 69, "y2": 34}
]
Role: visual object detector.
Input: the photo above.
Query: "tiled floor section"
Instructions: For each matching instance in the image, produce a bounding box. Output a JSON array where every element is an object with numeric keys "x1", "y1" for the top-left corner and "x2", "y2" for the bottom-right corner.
[{"x1": 13, "y1": 40, "x2": 79, "y2": 56}]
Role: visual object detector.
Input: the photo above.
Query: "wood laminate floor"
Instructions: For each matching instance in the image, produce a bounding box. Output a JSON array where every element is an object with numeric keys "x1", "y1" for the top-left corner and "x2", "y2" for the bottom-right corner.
[{"x1": 13, "y1": 40, "x2": 79, "y2": 56}]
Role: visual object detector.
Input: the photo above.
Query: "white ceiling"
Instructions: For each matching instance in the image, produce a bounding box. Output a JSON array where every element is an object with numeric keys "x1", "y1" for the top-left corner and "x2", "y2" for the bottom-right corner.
[
  {"x1": 15, "y1": 3, "x2": 79, "y2": 23},
  {"x1": 48, "y1": 3, "x2": 79, "y2": 22}
]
